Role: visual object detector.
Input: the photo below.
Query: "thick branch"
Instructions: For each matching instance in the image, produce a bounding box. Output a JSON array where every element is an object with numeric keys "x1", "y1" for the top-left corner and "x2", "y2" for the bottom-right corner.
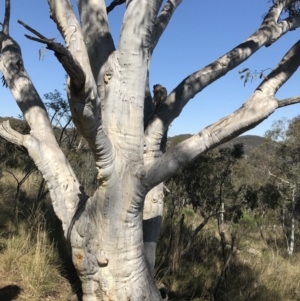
[
  {"x1": 47, "y1": 0, "x2": 91, "y2": 78},
  {"x1": 0, "y1": 19, "x2": 89, "y2": 236},
  {"x1": 102, "y1": 0, "x2": 163, "y2": 155},
  {"x1": 257, "y1": 40, "x2": 300, "y2": 95},
  {"x1": 2, "y1": 0, "x2": 10, "y2": 34},
  {"x1": 144, "y1": 1, "x2": 300, "y2": 153},
  {"x1": 150, "y1": 0, "x2": 182, "y2": 53},
  {"x1": 118, "y1": 0, "x2": 164, "y2": 63},
  {"x1": 47, "y1": 0, "x2": 114, "y2": 177},
  {"x1": 76, "y1": 0, "x2": 115, "y2": 83},
  {"x1": 144, "y1": 39, "x2": 300, "y2": 189}
]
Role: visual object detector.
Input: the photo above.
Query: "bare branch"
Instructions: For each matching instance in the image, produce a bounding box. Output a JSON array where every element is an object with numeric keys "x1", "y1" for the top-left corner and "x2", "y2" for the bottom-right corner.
[
  {"x1": 144, "y1": 39, "x2": 300, "y2": 189},
  {"x1": 2, "y1": 0, "x2": 10, "y2": 35},
  {"x1": 257, "y1": 39, "x2": 300, "y2": 94},
  {"x1": 0, "y1": 120, "x2": 24, "y2": 147},
  {"x1": 0, "y1": 19, "x2": 92, "y2": 237},
  {"x1": 106, "y1": 0, "x2": 125, "y2": 14},
  {"x1": 144, "y1": 1, "x2": 300, "y2": 153},
  {"x1": 278, "y1": 96, "x2": 300, "y2": 107},
  {"x1": 76, "y1": 0, "x2": 115, "y2": 83},
  {"x1": 47, "y1": 0, "x2": 115, "y2": 176},
  {"x1": 268, "y1": 170, "x2": 292, "y2": 185},
  {"x1": 18, "y1": 20, "x2": 47, "y2": 39},
  {"x1": 0, "y1": 35, "x2": 55, "y2": 141},
  {"x1": 102, "y1": 0, "x2": 164, "y2": 151},
  {"x1": 47, "y1": 0, "x2": 94, "y2": 88},
  {"x1": 119, "y1": 0, "x2": 163, "y2": 58},
  {"x1": 0, "y1": 120, "x2": 88, "y2": 238},
  {"x1": 19, "y1": 20, "x2": 85, "y2": 90},
  {"x1": 150, "y1": 0, "x2": 182, "y2": 53}
]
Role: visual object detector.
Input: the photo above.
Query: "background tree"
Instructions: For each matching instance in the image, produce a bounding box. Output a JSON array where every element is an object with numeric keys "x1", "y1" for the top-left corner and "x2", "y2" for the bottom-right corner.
[{"x1": 1, "y1": 0, "x2": 300, "y2": 300}]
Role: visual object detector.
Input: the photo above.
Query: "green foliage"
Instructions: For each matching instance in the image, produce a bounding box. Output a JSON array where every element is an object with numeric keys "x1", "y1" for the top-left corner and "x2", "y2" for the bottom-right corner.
[
  {"x1": 238, "y1": 67, "x2": 271, "y2": 86},
  {"x1": 168, "y1": 144, "x2": 245, "y2": 222}
]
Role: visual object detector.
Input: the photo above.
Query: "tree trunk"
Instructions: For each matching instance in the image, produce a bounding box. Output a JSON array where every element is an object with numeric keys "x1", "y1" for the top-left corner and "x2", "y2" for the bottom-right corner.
[
  {"x1": 69, "y1": 170, "x2": 161, "y2": 300},
  {"x1": 288, "y1": 186, "x2": 296, "y2": 256}
]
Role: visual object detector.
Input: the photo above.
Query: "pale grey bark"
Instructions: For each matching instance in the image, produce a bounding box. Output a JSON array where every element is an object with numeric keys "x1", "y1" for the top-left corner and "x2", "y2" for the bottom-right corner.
[
  {"x1": 145, "y1": 39, "x2": 300, "y2": 188},
  {"x1": 268, "y1": 170, "x2": 297, "y2": 256},
  {"x1": 1, "y1": 0, "x2": 300, "y2": 300},
  {"x1": 0, "y1": 30, "x2": 86, "y2": 235},
  {"x1": 47, "y1": 0, "x2": 115, "y2": 180},
  {"x1": 145, "y1": 0, "x2": 300, "y2": 152},
  {"x1": 278, "y1": 96, "x2": 300, "y2": 107},
  {"x1": 2, "y1": 0, "x2": 9, "y2": 34},
  {"x1": 76, "y1": 0, "x2": 115, "y2": 81},
  {"x1": 289, "y1": 186, "x2": 296, "y2": 256},
  {"x1": 150, "y1": 0, "x2": 183, "y2": 53}
]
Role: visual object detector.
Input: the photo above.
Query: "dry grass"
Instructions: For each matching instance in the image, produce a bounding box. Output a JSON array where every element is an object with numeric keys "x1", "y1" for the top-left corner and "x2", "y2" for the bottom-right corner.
[
  {"x1": 0, "y1": 171, "x2": 74, "y2": 301},
  {"x1": 0, "y1": 212, "x2": 74, "y2": 301},
  {"x1": 157, "y1": 210, "x2": 300, "y2": 301},
  {"x1": 2, "y1": 170, "x2": 300, "y2": 300}
]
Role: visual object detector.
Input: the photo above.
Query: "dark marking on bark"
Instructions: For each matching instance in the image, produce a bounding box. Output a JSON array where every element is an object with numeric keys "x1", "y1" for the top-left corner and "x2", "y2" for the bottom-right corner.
[
  {"x1": 67, "y1": 190, "x2": 89, "y2": 241},
  {"x1": 106, "y1": 0, "x2": 126, "y2": 14},
  {"x1": 152, "y1": 84, "x2": 167, "y2": 111}
]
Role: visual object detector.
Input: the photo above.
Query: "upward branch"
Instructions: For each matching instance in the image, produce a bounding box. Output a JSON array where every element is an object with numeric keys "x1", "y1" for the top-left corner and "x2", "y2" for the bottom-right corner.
[
  {"x1": 47, "y1": 0, "x2": 115, "y2": 178},
  {"x1": 0, "y1": 16, "x2": 87, "y2": 235},
  {"x1": 76, "y1": 0, "x2": 115, "y2": 84},
  {"x1": 144, "y1": 0, "x2": 300, "y2": 153},
  {"x1": 1, "y1": 0, "x2": 10, "y2": 34},
  {"x1": 101, "y1": 0, "x2": 163, "y2": 154},
  {"x1": 19, "y1": 20, "x2": 86, "y2": 90},
  {"x1": 144, "y1": 39, "x2": 300, "y2": 189},
  {"x1": 150, "y1": 0, "x2": 182, "y2": 53}
]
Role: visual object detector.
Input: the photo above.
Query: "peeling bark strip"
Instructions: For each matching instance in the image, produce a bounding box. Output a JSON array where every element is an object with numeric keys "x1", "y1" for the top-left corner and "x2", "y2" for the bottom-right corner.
[{"x1": 1, "y1": 0, "x2": 300, "y2": 300}]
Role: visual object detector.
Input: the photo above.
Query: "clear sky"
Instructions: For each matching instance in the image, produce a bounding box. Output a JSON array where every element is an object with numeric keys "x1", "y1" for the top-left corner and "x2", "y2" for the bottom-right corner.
[{"x1": 1, "y1": 0, "x2": 300, "y2": 137}]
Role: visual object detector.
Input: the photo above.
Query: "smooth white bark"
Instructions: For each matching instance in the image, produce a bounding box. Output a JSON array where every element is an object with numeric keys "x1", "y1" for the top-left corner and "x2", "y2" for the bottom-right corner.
[
  {"x1": 145, "y1": 39, "x2": 300, "y2": 188},
  {"x1": 145, "y1": 1, "x2": 300, "y2": 152}
]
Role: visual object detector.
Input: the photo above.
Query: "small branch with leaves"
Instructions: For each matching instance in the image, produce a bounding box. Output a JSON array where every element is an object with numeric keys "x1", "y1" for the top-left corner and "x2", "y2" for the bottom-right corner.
[{"x1": 238, "y1": 67, "x2": 273, "y2": 86}]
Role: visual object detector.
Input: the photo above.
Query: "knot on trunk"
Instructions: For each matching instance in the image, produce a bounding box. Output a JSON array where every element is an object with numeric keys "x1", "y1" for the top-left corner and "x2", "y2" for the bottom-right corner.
[{"x1": 96, "y1": 250, "x2": 109, "y2": 267}]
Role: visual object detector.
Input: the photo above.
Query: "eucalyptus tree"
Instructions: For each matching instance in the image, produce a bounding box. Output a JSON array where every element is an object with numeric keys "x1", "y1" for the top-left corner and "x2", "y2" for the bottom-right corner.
[
  {"x1": 262, "y1": 117, "x2": 300, "y2": 255},
  {"x1": 1, "y1": 0, "x2": 300, "y2": 300}
]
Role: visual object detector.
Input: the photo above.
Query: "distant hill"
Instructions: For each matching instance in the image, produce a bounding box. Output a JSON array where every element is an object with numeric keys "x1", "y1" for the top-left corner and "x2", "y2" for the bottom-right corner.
[
  {"x1": 0, "y1": 117, "x2": 265, "y2": 155},
  {"x1": 168, "y1": 134, "x2": 264, "y2": 155}
]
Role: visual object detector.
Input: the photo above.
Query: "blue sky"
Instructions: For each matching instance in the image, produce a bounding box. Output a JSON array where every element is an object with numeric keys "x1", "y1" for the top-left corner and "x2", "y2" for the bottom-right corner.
[{"x1": 1, "y1": 0, "x2": 299, "y2": 137}]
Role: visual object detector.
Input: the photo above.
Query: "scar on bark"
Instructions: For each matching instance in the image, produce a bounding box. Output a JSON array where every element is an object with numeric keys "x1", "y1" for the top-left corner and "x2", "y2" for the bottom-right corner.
[{"x1": 67, "y1": 191, "x2": 89, "y2": 242}]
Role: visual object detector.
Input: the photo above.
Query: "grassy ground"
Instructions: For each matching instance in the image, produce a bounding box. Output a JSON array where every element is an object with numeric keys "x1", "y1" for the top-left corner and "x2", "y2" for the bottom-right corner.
[
  {"x1": 156, "y1": 207, "x2": 300, "y2": 301},
  {"x1": 0, "y1": 170, "x2": 76, "y2": 301},
  {"x1": 1, "y1": 170, "x2": 300, "y2": 300}
]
